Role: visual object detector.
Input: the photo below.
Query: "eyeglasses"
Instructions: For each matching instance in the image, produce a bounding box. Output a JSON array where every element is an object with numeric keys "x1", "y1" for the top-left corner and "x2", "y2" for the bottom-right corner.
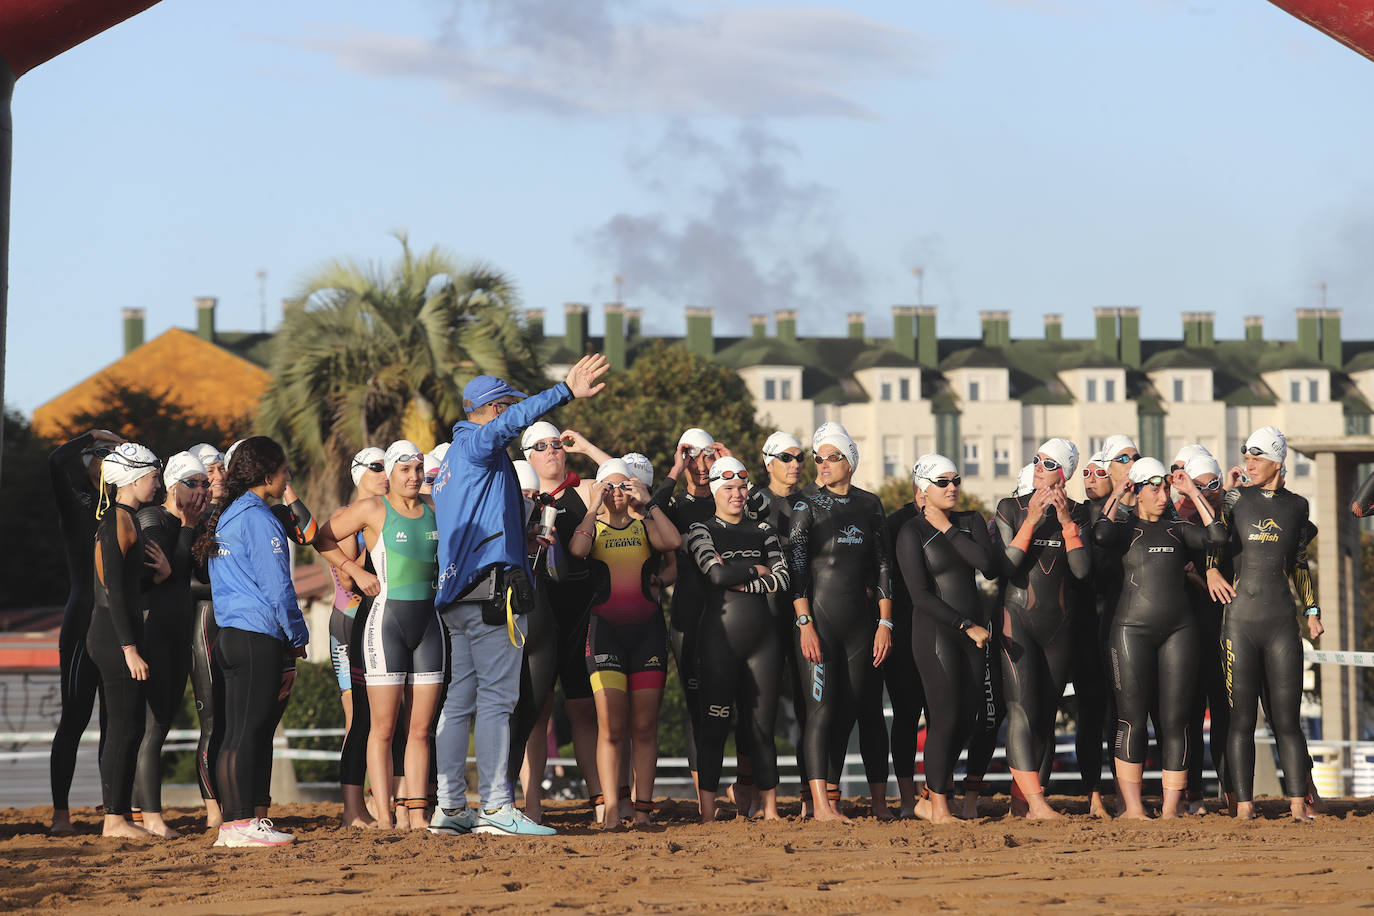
[
  {"x1": 1198, "y1": 477, "x2": 1222, "y2": 491},
  {"x1": 1111, "y1": 453, "x2": 1139, "y2": 464},
  {"x1": 712, "y1": 469, "x2": 749, "y2": 482},
  {"x1": 1033, "y1": 455, "x2": 1062, "y2": 472},
  {"x1": 354, "y1": 460, "x2": 384, "y2": 474},
  {"x1": 1083, "y1": 467, "x2": 1109, "y2": 479},
  {"x1": 178, "y1": 479, "x2": 212, "y2": 489},
  {"x1": 767, "y1": 452, "x2": 802, "y2": 464},
  {"x1": 525, "y1": 440, "x2": 565, "y2": 453},
  {"x1": 815, "y1": 453, "x2": 848, "y2": 464},
  {"x1": 927, "y1": 476, "x2": 962, "y2": 489},
  {"x1": 1135, "y1": 476, "x2": 1167, "y2": 489},
  {"x1": 1241, "y1": 446, "x2": 1268, "y2": 457}
]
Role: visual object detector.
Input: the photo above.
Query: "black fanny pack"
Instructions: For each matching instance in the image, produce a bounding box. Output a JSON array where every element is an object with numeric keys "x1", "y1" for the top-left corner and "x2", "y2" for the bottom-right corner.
[{"x1": 477, "y1": 565, "x2": 536, "y2": 626}]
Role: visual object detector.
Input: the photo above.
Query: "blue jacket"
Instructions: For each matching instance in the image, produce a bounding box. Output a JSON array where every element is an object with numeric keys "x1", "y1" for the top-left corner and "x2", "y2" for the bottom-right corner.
[
  {"x1": 209, "y1": 491, "x2": 309, "y2": 647},
  {"x1": 433, "y1": 382, "x2": 573, "y2": 608}
]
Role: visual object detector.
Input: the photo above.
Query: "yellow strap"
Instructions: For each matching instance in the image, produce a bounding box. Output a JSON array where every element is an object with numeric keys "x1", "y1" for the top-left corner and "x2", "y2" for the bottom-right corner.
[{"x1": 506, "y1": 588, "x2": 525, "y2": 649}]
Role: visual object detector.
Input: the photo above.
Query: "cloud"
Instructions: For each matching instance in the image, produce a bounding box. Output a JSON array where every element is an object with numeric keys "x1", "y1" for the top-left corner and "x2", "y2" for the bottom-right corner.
[
  {"x1": 302, "y1": 2, "x2": 927, "y2": 119},
  {"x1": 586, "y1": 122, "x2": 869, "y2": 327}
]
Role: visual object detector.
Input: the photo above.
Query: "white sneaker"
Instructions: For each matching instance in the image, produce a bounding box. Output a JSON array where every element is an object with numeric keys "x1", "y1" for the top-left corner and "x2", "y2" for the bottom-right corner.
[
  {"x1": 215, "y1": 818, "x2": 295, "y2": 847},
  {"x1": 474, "y1": 803, "x2": 557, "y2": 836},
  {"x1": 428, "y1": 806, "x2": 478, "y2": 836}
]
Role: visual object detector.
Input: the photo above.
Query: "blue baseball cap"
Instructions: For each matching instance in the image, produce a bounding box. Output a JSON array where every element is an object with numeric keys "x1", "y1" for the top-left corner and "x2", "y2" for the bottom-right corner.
[{"x1": 463, "y1": 375, "x2": 527, "y2": 411}]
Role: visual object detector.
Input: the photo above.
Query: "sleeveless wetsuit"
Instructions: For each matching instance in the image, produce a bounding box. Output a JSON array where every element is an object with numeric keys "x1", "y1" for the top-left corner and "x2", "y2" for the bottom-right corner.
[
  {"x1": 363, "y1": 500, "x2": 443, "y2": 686},
  {"x1": 687, "y1": 516, "x2": 789, "y2": 794},
  {"x1": 895, "y1": 509, "x2": 998, "y2": 795},
  {"x1": 786, "y1": 485, "x2": 893, "y2": 787},
  {"x1": 1214, "y1": 486, "x2": 1316, "y2": 801},
  {"x1": 585, "y1": 518, "x2": 668, "y2": 692}
]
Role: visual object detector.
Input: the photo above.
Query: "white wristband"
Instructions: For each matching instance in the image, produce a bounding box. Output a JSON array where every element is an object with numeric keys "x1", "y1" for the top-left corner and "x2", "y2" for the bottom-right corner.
[{"x1": 877, "y1": 618, "x2": 894, "y2": 630}]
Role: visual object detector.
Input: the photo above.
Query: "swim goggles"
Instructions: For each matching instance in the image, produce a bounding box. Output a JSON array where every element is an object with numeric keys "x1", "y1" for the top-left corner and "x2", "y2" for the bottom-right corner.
[
  {"x1": 814, "y1": 453, "x2": 848, "y2": 464},
  {"x1": 524, "y1": 440, "x2": 565, "y2": 452},
  {"x1": 926, "y1": 476, "x2": 961, "y2": 489},
  {"x1": 765, "y1": 452, "x2": 802, "y2": 464},
  {"x1": 710, "y1": 469, "x2": 749, "y2": 482},
  {"x1": 1032, "y1": 455, "x2": 1062, "y2": 472},
  {"x1": 1082, "y1": 467, "x2": 1109, "y2": 479},
  {"x1": 1111, "y1": 453, "x2": 1139, "y2": 464},
  {"x1": 353, "y1": 459, "x2": 385, "y2": 474}
]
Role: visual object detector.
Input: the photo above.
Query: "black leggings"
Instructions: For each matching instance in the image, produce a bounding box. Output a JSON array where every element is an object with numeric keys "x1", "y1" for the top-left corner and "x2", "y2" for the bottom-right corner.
[
  {"x1": 339, "y1": 598, "x2": 372, "y2": 788},
  {"x1": 774, "y1": 609, "x2": 810, "y2": 790},
  {"x1": 696, "y1": 603, "x2": 781, "y2": 794},
  {"x1": 963, "y1": 641, "x2": 1004, "y2": 792},
  {"x1": 190, "y1": 599, "x2": 223, "y2": 800},
  {"x1": 1069, "y1": 603, "x2": 1108, "y2": 794},
  {"x1": 50, "y1": 595, "x2": 105, "y2": 810},
  {"x1": 912, "y1": 614, "x2": 984, "y2": 795},
  {"x1": 509, "y1": 597, "x2": 558, "y2": 786},
  {"x1": 132, "y1": 610, "x2": 192, "y2": 813},
  {"x1": 883, "y1": 608, "x2": 925, "y2": 781},
  {"x1": 1224, "y1": 614, "x2": 1309, "y2": 800},
  {"x1": 215, "y1": 627, "x2": 287, "y2": 822},
  {"x1": 86, "y1": 618, "x2": 145, "y2": 816},
  {"x1": 1110, "y1": 619, "x2": 1197, "y2": 770},
  {"x1": 1000, "y1": 605, "x2": 1073, "y2": 783},
  {"x1": 668, "y1": 604, "x2": 702, "y2": 773},
  {"x1": 1188, "y1": 604, "x2": 1229, "y2": 795},
  {"x1": 799, "y1": 601, "x2": 885, "y2": 786}
]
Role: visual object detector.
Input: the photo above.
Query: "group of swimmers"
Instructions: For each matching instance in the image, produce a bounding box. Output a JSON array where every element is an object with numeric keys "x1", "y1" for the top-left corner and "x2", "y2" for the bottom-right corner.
[{"x1": 48, "y1": 393, "x2": 1361, "y2": 845}]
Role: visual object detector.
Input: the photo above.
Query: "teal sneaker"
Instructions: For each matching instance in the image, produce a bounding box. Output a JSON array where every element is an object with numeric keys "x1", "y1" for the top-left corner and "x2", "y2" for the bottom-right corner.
[
  {"x1": 428, "y1": 806, "x2": 477, "y2": 836},
  {"x1": 474, "y1": 803, "x2": 557, "y2": 836}
]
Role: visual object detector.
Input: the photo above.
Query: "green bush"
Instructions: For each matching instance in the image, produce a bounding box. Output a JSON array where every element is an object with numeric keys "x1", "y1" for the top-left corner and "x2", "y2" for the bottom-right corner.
[{"x1": 283, "y1": 661, "x2": 345, "y2": 783}]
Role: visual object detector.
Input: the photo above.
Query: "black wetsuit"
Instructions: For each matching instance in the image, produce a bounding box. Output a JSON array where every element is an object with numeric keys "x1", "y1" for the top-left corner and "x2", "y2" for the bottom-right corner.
[
  {"x1": 993, "y1": 494, "x2": 1091, "y2": 787},
  {"x1": 882, "y1": 503, "x2": 927, "y2": 785},
  {"x1": 132, "y1": 506, "x2": 197, "y2": 814},
  {"x1": 1094, "y1": 510, "x2": 1225, "y2": 773},
  {"x1": 334, "y1": 533, "x2": 376, "y2": 792},
  {"x1": 894, "y1": 509, "x2": 997, "y2": 795},
  {"x1": 86, "y1": 503, "x2": 149, "y2": 815},
  {"x1": 687, "y1": 516, "x2": 789, "y2": 794},
  {"x1": 548, "y1": 487, "x2": 597, "y2": 704},
  {"x1": 189, "y1": 523, "x2": 220, "y2": 802},
  {"x1": 1215, "y1": 486, "x2": 1316, "y2": 801},
  {"x1": 787, "y1": 485, "x2": 893, "y2": 787},
  {"x1": 664, "y1": 485, "x2": 716, "y2": 773},
  {"x1": 962, "y1": 513, "x2": 1005, "y2": 794},
  {"x1": 47, "y1": 433, "x2": 108, "y2": 811},
  {"x1": 1185, "y1": 533, "x2": 1230, "y2": 798},
  {"x1": 509, "y1": 500, "x2": 558, "y2": 787},
  {"x1": 1066, "y1": 494, "x2": 1119, "y2": 795}
]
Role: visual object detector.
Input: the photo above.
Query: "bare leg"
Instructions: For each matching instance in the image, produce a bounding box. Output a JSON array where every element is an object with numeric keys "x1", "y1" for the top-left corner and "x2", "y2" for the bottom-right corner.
[
  {"x1": 402, "y1": 684, "x2": 441, "y2": 829},
  {"x1": 758, "y1": 787, "x2": 780, "y2": 820},
  {"x1": 1116, "y1": 761, "x2": 1149, "y2": 819},
  {"x1": 566, "y1": 697, "x2": 602, "y2": 815},
  {"x1": 592, "y1": 687, "x2": 628, "y2": 829},
  {"x1": 1290, "y1": 795, "x2": 1313, "y2": 823},
  {"x1": 366, "y1": 683, "x2": 403, "y2": 828},
  {"x1": 521, "y1": 694, "x2": 554, "y2": 822},
  {"x1": 203, "y1": 798, "x2": 222, "y2": 830},
  {"x1": 915, "y1": 789, "x2": 959, "y2": 825},
  {"x1": 628, "y1": 688, "x2": 663, "y2": 826},
  {"x1": 810, "y1": 779, "x2": 850, "y2": 823},
  {"x1": 101, "y1": 813, "x2": 153, "y2": 839},
  {"x1": 140, "y1": 810, "x2": 180, "y2": 838}
]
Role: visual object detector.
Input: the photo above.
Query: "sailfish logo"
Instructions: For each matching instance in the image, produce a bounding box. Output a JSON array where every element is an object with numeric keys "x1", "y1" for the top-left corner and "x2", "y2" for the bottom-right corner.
[
  {"x1": 1249, "y1": 518, "x2": 1282, "y2": 543},
  {"x1": 836, "y1": 525, "x2": 864, "y2": 545}
]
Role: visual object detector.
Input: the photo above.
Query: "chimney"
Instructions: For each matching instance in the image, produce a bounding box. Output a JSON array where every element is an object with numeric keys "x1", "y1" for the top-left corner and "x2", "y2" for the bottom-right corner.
[
  {"x1": 979, "y1": 310, "x2": 1010, "y2": 348},
  {"x1": 1044, "y1": 313, "x2": 1063, "y2": 341},
  {"x1": 749, "y1": 314, "x2": 767, "y2": 339},
  {"x1": 1244, "y1": 315, "x2": 1264, "y2": 342},
  {"x1": 1321, "y1": 308, "x2": 1342, "y2": 369},
  {"x1": 626, "y1": 308, "x2": 643, "y2": 338},
  {"x1": 1296, "y1": 308, "x2": 1320, "y2": 361},
  {"x1": 1094, "y1": 307, "x2": 1118, "y2": 359},
  {"x1": 603, "y1": 303, "x2": 626, "y2": 371},
  {"x1": 1119, "y1": 307, "x2": 1141, "y2": 366},
  {"x1": 194, "y1": 296, "x2": 217, "y2": 343},
  {"x1": 847, "y1": 312, "x2": 866, "y2": 340},
  {"x1": 916, "y1": 306, "x2": 938, "y2": 368},
  {"x1": 122, "y1": 308, "x2": 145, "y2": 354},
  {"x1": 891, "y1": 306, "x2": 916, "y2": 359},
  {"x1": 564, "y1": 303, "x2": 589, "y2": 356},
  {"x1": 774, "y1": 309, "x2": 797, "y2": 344},
  {"x1": 686, "y1": 306, "x2": 715, "y2": 358},
  {"x1": 524, "y1": 309, "x2": 545, "y2": 342},
  {"x1": 1182, "y1": 311, "x2": 1214, "y2": 348}
]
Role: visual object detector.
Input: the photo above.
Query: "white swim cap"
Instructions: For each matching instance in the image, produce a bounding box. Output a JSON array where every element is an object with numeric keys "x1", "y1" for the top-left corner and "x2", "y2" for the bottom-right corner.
[
  {"x1": 163, "y1": 451, "x2": 207, "y2": 490},
  {"x1": 102, "y1": 443, "x2": 160, "y2": 488},
  {"x1": 430, "y1": 442, "x2": 450, "y2": 463},
  {"x1": 224, "y1": 439, "x2": 245, "y2": 469},
  {"x1": 350, "y1": 446, "x2": 385, "y2": 486},
  {"x1": 677, "y1": 428, "x2": 714, "y2": 452},
  {"x1": 513, "y1": 459, "x2": 539, "y2": 492},
  {"x1": 1037, "y1": 437, "x2": 1079, "y2": 481},
  {"x1": 384, "y1": 440, "x2": 424, "y2": 477},
  {"x1": 1184, "y1": 454, "x2": 1222, "y2": 481},
  {"x1": 1172, "y1": 443, "x2": 1213, "y2": 467},
  {"x1": 912, "y1": 453, "x2": 958, "y2": 489},
  {"x1": 621, "y1": 453, "x2": 654, "y2": 487},
  {"x1": 521, "y1": 422, "x2": 562, "y2": 452},
  {"x1": 1014, "y1": 463, "x2": 1035, "y2": 496},
  {"x1": 1101, "y1": 434, "x2": 1138, "y2": 461},
  {"x1": 1244, "y1": 426, "x2": 1286, "y2": 464},
  {"x1": 189, "y1": 443, "x2": 225, "y2": 468},
  {"x1": 814, "y1": 426, "x2": 859, "y2": 472},
  {"x1": 812, "y1": 421, "x2": 850, "y2": 451},
  {"x1": 596, "y1": 458, "x2": 633, "y2": 483},
  {"x1": 1085, "y1": 448, "x2": 1107, "y2": 468},
  {"x1": 762, "y1": 431, "x2": 803, "y2": 466},
  {"x1": 708, "y1": 457, "x2": 750, "y2": 495},
  {"x1": 423, "y1": 451, "x2": 441, "y2": 479},
  {"x1": 1129, "y1": 457, "x2": 1170, "y2": 485}
]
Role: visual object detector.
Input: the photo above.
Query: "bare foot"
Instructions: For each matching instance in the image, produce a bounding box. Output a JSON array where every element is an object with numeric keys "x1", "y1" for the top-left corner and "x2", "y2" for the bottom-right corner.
[
  {"x1": 141, "y1": 818, "x2": 181, "y2": 839},
  {"x1": 102, "y1": 820, "x2": 153, "y2": 840},
  {"x1": 49, "y1": 812, "x2": 76, "y2": 837},
  {"x1": 871, "y1": 802, "x2": 896, "y2": 822},
  {"x1": 762, "y1": 810, "x2": 782, "y2": 821},
  {"x1": 1024, "y1": 797, "x2": 1063, "y2": 821},
  {"x1": 1088, "y1": 792, "x2": 1112, "y2": 819},
  {"x1": 1234, "y1": 802, "x2": 1257, "y2": 821},
  {"x1": 341, "y1": 813, "x2": 377, "y2": 829},
  {"x1": 1291, "y1": 801, "x2": 1314, "y2": 823},
  {"x1": 812, "y1": 807, "x2": 853, "y2": 824},
  {"x1": 1118, "y1": 809, "x2": 1152, "y2": 821}
]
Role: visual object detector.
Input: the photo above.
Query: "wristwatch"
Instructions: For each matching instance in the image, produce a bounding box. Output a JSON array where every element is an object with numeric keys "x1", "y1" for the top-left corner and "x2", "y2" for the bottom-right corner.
[
  {"x1": 1305, "y1": 606, "x2": 1322, "y2": 620},
  {"x1": 957, "y1": 618, "x2": 975, "y2": 632},
  {"x1": 794, "y1": 614, "x2": 813, "y2": 628}
]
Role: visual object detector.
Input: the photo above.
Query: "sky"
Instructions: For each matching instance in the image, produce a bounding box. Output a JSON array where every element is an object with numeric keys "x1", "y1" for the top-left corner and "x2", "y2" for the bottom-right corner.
[{"x1": 7, "y1": 0, "x2": 1374, "y2": 416}]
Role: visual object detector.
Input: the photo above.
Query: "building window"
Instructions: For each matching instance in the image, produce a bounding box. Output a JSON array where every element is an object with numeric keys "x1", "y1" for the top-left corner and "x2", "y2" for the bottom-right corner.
[
  {"x1": 963, "y1": 442, "x2": 981, "y2": 477},
  {"x1": 1347, "y1": 414, "x2": 1371, "y2": 436},
  {"x1": 1294, "y1": 454, "x2": 1312, "y2": 478},
  {"x1": 968, "y1": 380, "x2": 981, "y2": 402},
  {"x1": 883, "y1": 436, "x2": 901, "y2": 479},
  {"x1": 994, "y1": 440, "x2": 1011, "y2": 477},
  {"x1": 1290, "y1": 380, "x2": 1302, "y2": 403},
  {"x1": 764, "y1": 379, "x2": 776, "y2": 401},
  {"x1": 1086, "y1": 379, "x2": 1097, "y2": 402},
  {"x1": 899, "y1": 378, "x2": 911, "y2": 401},
  {"x1": 1173, "y1": 378, "x2": 1185, "y2": 402},
  {"x1": 1105, "y1": 379, "x2": 1117, "y2": 402},
  {"x1": 780, "y1": 379, "x2": 792, "y2": 400},
  {"x1": 881, "y1": 380, "x2": 892, "y2": 402},
  {"x1": 1309, "y1": 379, "x2": 1320, "y2": 402},
  {"x1": 1088, "y1": 436, "x2": 1106, "y2": 455}
]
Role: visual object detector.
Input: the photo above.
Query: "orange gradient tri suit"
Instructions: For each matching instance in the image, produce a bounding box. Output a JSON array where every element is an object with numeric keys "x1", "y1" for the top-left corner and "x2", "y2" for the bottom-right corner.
[{"x1": 584, "y1": 518, "x2": 668, "y2": 693}]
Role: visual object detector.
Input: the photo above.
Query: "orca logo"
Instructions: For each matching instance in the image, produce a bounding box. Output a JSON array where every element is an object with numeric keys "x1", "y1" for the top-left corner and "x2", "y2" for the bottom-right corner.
[{"x1": 811, "y1": 663, "x2": 825, "y2": 701}]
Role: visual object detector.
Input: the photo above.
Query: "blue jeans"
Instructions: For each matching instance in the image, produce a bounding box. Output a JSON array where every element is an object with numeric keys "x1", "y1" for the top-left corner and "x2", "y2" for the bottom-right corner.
[{"x1": 435, "y1": 601, "x2": 522, "y2": 810}]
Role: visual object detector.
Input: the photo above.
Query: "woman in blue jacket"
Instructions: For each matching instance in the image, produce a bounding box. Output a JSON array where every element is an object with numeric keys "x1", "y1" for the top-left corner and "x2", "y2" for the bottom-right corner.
[{"x1": 197, "y1": 436, "x2": 309, "y2": 848}]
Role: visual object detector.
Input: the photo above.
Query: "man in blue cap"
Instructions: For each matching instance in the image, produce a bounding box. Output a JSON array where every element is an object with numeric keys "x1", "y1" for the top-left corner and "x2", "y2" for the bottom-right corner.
[{"x1": 429, "y1": 353, "x2": 609, "y2": 837}]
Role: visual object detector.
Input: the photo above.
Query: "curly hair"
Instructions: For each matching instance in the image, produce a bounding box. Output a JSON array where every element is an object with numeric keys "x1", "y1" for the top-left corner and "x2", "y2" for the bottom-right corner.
[{"x1": 192, "y1": 436, "x2": 288, "y2": 564}]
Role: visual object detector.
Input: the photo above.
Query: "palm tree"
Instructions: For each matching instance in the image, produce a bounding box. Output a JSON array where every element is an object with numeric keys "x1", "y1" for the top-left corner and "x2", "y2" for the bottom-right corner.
[{"x1": 259, "y1": 234, "x2": 547, "y2": 506}]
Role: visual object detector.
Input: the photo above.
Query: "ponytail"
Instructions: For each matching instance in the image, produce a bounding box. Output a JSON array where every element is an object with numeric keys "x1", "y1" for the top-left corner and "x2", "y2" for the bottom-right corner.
[{"x1": 192, "y1": 436, "x2": 288, "y2": 564}]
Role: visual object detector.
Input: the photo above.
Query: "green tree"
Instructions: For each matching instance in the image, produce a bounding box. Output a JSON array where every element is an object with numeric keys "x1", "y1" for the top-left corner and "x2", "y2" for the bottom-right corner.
[
  {"x1": 260, "y1": 234, "x2": 546, "y2": 507},
  {"x1": 0, "y1": 408, "x2": 68, "y2": 608},
  {"x1": 58, "y1": 378, "x2": 248, "y2": 465}
]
